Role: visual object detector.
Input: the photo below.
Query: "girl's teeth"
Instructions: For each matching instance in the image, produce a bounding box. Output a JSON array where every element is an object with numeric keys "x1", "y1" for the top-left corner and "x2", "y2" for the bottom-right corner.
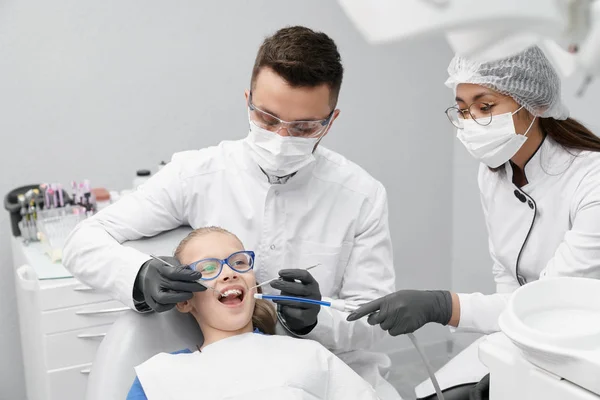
[{"x1": 221, "y1": 289, "x2": 242, "y2": 298}]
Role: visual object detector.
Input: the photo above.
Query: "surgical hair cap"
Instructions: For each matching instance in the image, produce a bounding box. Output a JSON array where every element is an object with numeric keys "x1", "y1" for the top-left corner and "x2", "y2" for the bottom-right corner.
[{"x1": 445, "y1": 46, "x2": 569, "y2": 120}]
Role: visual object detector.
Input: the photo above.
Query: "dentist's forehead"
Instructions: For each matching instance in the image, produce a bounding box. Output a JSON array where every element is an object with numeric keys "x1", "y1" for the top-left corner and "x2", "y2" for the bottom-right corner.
[{"x1": 252, "y1": 67, "x2": 332, "y2": 121}]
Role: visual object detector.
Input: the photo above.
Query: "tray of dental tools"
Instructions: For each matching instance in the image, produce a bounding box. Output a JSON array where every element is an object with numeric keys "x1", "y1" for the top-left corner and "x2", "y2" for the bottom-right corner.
[
  {"x1": 36, "y1": 205, "x2": 89, "y2": 263},
  {"x1": 6, "y1": 181, "x2": 99, "y2": 261}
]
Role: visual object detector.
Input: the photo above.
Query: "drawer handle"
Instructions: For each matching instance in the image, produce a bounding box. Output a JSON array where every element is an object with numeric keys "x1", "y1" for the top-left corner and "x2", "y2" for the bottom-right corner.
[
  {"x1": 73, "y1": 285, "x2": 94, "y2": 292},
  {"x1": 16, "y1": 265, "x2": 39, "y2": 291},
  {"x1": 80, "y1": 369, "x2": 91, "y2": 375},
  {"x1": 76, "y1": 306, "x2": 130, "y2": 315},
  {"x1": 77, "y1": 333, "x2": 107, "y2": 339}
]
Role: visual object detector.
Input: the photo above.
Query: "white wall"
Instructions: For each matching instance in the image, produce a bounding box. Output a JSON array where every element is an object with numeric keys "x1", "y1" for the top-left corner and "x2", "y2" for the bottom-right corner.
[
  {"x1": 0, "y1": 1, "x2": 454, "y2": 397},
  {"x1": 451, "y1": 143, "x2": 494, "y2": 294}
]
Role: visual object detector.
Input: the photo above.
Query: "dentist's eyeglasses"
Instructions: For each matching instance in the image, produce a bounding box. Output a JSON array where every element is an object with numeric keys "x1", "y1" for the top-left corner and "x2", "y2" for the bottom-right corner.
[
  {"x1": 188, "y1": 251, "x2": 255, "y2": 281},
  {"x1": 445, "y1": 102, "x2": 494, "y2": 129},
  {"x1": 248, "y1": 92, "x2": 334, "y2": 138}
]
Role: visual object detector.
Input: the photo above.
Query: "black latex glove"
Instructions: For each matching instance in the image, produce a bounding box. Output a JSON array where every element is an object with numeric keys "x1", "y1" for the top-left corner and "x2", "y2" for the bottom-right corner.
[
  {"x1": 346, "y1": 290, "x2": 452, "y2": 336},
  {"x1": 134, "y1": 256, "x2": 206, "y2": 313},
  {"x1": 470, "y1": 374, "x2": 490, "y2": 400},
  {"x1": 270, "y1": 269, "x2": 322, "y2": 335}
]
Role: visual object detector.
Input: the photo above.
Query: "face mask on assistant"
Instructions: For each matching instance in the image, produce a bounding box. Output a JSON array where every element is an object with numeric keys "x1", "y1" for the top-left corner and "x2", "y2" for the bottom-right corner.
[{"x1": 457, "y1": 106, "x2": 536, "y2": 168}]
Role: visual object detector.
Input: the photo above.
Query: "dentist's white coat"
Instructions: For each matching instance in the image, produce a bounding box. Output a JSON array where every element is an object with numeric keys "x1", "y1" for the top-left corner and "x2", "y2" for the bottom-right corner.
[
  {"x1": 63, "y1": 139, "x2": 399, "y2": 399},
  {"x1": 417, "y1": 136, "x2": 600, "y2": 397}
]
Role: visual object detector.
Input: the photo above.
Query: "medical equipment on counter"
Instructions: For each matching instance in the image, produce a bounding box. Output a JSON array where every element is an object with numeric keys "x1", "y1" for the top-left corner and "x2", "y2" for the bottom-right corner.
[
  {"x1": 5, "y1": 180, "x2": 107, "y2": 260},
  {"x1": 133, "y1": 169, "x2": 152, "y2": 189},
  {"x1": 5, "y1": 183, "x2": 93, "y2": 241},
  {"x1": 148, "y1": 254, "x2": 222, "y2": 296},
  {"x1": 37, "y1": 205, "x2": 88, "y2": 262},
  {"x1": 6, "y1": 178, "x2": 137, "y2": 261},
  {"x1": 337, "y1": 0, "x2": 600, "y2": 95},
  {"x1": 249, "y1": 263, "x2": 321, "y2": 292},
  {"x1": 482, "y1": 277, "x2": 600, "y2": 399},
  {"x1": 19, "y1": 192, "x2": 38, "y2": 241},
  {"x1": 5, "y1": 185, "x2": 46, "y2": 239},
  {"x1": 91, "y1": 188, "x2": 111, "y2": 211}
]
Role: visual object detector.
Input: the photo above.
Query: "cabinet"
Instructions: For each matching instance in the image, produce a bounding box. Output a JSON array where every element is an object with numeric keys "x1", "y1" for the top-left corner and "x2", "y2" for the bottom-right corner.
[
  {"x1": 11, "y1": 227, "x2": 191, "y2": 400},
  {"x1": 13, "y1": 240, "x2": 126, "y2": 400}
]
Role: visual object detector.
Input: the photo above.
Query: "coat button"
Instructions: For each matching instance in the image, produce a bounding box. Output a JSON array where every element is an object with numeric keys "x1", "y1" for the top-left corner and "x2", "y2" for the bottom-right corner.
[
  {"x1": 528, "y1": 200, "x2": 534, "y2": 209},
  {"x1": 514, "y1": 190, "x2": 526, "y2": 203}
]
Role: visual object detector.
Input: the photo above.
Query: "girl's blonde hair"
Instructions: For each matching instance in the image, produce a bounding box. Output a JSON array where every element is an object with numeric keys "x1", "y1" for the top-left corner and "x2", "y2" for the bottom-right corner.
[{"x1": 174, "y1": 226, "x2": 277, "y2": 335}]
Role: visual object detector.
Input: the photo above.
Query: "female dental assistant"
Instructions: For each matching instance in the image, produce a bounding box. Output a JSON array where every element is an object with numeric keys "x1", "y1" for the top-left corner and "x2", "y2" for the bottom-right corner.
[{"x1": 348, "y1": 46, "x2": 600, "y2": 399}]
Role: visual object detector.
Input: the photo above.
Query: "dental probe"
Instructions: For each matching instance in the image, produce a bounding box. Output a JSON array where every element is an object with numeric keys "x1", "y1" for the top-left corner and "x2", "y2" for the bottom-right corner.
[
  {"x1": 149, "y1": 254, "x2": 222, "y2": 296},
  {"x1": 250, "y1": 263, "x2": 321, "y2": 292}
]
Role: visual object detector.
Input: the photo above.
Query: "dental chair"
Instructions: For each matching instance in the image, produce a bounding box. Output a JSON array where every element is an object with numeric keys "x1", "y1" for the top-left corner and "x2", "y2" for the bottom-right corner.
[
  {"x1": 85, "y1": 226, "x2": 200, "y2": 399},
  {"x1": 85, "y1": 308, "x2": 203, "y2": 400}
]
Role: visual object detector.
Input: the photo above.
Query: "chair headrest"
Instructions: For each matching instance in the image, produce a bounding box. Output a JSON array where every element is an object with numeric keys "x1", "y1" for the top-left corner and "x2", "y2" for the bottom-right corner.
[{"x1": 86, "y1": 308, "x2": 203, "y2": 399}]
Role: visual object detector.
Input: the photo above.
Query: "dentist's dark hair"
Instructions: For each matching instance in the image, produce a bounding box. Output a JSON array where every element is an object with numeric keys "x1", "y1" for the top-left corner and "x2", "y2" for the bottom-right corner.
[
  {"x1": 174, "y1": 226, "x2": 276, "y2": 335},
  {"x1": 251, "y1": 25, "x2": 344, "y2": 107}
]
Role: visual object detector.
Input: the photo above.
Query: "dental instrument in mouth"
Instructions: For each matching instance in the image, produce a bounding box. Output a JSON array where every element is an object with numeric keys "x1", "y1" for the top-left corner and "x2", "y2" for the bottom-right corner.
[
  {"x1": 250, "y1": 263, "x2": 321, "y2": 292},
  {"x1": 253, "y1": 293, "x2": 360, "y2": 313},
  {"x1": 148, "y1": 254, "x2": 222, "y2": 296}
]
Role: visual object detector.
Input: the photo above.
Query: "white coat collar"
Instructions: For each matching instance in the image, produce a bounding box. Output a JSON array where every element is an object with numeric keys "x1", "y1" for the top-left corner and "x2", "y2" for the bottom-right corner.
[{"x1": 504, "y1": 135, "x2": 576, "y2": 189}]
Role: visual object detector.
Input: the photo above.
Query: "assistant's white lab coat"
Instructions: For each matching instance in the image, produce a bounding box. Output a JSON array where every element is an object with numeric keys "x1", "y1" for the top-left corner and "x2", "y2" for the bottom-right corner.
[
  {"x1": 417, "y1": 136, "x2": 600, "y2": 397},
  {"x1": 135, "y1": 333, "x2": 381, "y2": 400},
  {"x1": 62, "y1": 139, "x2": 399, "y2": 399}
]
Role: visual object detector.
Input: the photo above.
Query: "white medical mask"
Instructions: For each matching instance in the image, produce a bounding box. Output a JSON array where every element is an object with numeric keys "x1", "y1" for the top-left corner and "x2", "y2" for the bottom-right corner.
[
  {"x1": 457, "y1": 106, "x2": 536, "y2": 168},
  {"x1": 245, "y1": 120, "x2": 319, "y2": 176}
]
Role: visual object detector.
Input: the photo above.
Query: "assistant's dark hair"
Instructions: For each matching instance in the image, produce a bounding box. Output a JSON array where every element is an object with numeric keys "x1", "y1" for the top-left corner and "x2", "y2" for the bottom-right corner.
[{"x1": 539, "y1": 117, "x2": 600, "y2": 152}]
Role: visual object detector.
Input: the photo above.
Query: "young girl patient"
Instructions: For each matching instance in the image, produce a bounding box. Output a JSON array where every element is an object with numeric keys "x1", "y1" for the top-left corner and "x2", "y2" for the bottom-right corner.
[{"x1": 127, "y1": 227, "x2": 381, "y2": 400}]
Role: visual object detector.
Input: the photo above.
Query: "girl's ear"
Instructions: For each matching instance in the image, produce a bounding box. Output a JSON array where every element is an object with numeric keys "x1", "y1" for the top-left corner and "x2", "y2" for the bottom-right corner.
[{"x1": 176, "y1": 300, "x2": 193, "y2": 313}]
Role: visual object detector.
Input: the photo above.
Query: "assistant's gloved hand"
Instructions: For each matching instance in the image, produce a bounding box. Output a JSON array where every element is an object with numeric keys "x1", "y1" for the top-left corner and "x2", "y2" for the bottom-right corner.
[
  {"x1": 470, "y1": 374, "x2": 490, "y2": 400},
  {"x1": 270, "y1": 269, "x2": 322, "y2": 335},
  {"x1": 134, "y1": 256, "x2": 206, "y2": 313},
  {"x1": 346, "y1": 290, "x2": 452, "y2": 336}
]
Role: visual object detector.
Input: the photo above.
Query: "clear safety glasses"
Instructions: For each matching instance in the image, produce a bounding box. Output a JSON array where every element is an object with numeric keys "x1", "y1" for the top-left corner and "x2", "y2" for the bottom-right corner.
[
  {"x1": 248, "y1": 92, "x2": 334, "y2": 138},
  {"x1": 188, "y1": 251, "x2": 255, "y2": 281},
  {"x1": 445, "y1": 101, "x2": 495, "y2": 129}
]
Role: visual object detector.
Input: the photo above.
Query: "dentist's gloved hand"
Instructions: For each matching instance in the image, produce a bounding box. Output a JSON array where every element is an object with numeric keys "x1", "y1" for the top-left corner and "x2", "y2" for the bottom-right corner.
[
  {"x1": 270, "y1": 269, "x2": 321, "y2": 335},
  {"x1": 134, "y1": 256, "x2": 206, "y2": 313},
  {"x1": 346, "y1": 290, "x2": 452, "y2": 336}
]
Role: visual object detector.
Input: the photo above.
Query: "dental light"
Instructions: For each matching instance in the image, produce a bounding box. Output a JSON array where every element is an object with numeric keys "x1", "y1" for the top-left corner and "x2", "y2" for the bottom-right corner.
[{"x1": 338, "y1": 0, "x2": 600, "y2": 94}]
